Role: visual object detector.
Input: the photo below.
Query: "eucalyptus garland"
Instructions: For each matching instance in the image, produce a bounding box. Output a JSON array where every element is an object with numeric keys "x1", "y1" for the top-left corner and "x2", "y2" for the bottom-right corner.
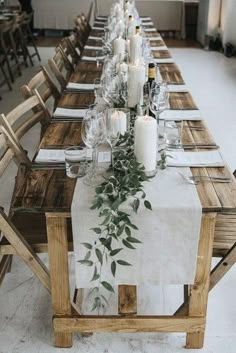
[{"x1": 78, "y1": 130, "x2": 153, "y2": 312}]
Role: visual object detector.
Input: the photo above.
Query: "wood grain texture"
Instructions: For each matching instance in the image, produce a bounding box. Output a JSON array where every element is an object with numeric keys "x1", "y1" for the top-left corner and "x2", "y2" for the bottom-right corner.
[
  {"x1": 39, "y1": 122, "x2": 82, "y2": 149},
  {"x1": 169, "y1": 92, "x2": 198, "y2": 110},
  {"x1": 75, "y1": 61, "x2": 103, "y2": 72},
  {"x1": 53, "y1": 316, "x2": 205, "y2": 334},
  {"x1": 11, "y1": 166, "x2": 76, "y2": 212},
  {"x1": 118, "y1": 285, "x2": 137, "y2": 316},
  {"x1": 46, "y1": 215, "x2": 72, "y2": 347},
  {"x1": 152, "y1": 50, "x2": 172, "y2": 59},
  {"x1": 186, "y1": 213, "x2": 216, "y2": 349},
  {"x1": 58, "y1": 91, "x2": 95, "y2": 109},
  {"x1": 150, "y1": 39, "x2": 166, "y2": 47},
  {"x1": 70, "y1": 70, "x2": 101, "y2": 84}
]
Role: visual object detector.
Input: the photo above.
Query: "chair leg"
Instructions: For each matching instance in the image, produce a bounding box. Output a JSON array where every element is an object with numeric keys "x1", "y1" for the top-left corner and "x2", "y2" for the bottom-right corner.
[
  {"x1": 0, "y1": 255, "x2": 12, "y2": 286},
  {"x1": 9, "y1": 31, "x2": 22, "y2": 76},
  {"x1": 0, "y1": 62, "x2": 12, "y2": 90},
  {"x1": 27, "y1": 26, "x2": 41, "y2": 62}
]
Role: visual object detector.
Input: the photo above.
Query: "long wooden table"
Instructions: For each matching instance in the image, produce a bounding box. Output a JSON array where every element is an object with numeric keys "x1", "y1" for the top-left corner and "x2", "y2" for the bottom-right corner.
[{"x1": 9, "y1": 19, "x2": 236, "y2": 349}]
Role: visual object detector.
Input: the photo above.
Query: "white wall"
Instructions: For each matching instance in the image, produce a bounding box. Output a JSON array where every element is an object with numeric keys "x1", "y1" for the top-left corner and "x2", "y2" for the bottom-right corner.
[
  {"x1": 197, "y1": 0, "x2": 221, "y2": 45},
  {"x1": 222, "y1": 0, "x2": 236, "y2": 46}
]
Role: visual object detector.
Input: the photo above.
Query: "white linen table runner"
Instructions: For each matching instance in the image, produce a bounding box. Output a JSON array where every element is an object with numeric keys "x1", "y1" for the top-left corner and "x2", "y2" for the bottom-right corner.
[{"x1": 72, "y1": 168, "x2": 202, "y2": 288}]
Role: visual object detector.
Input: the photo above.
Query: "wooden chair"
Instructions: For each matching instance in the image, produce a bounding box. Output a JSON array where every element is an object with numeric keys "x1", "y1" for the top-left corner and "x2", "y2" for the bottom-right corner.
[
  {"x1": 0, "y1": 19, "x2": 21, "y2": 83},
  {"x1": 21, "y1": 12, "x2": 41, "y2": 63},
  {"x1": 0, "y1": 53, "x2": 12, "y2": 91},
  {"x1": 13, "y1": 13, "x2": 33, "y2": 67},
  {"x1": 58, "y1": 37, "x2": 80, "y2": 69},
  {"x1": 0, "y1": 94, "x2": 51, "y2": 174},
  {"x1": 48, "y1": 48, "x2": 74, "y2": 91},
  {"x1": 20, "y1": 66, "x2": 61, "y2": 111}
]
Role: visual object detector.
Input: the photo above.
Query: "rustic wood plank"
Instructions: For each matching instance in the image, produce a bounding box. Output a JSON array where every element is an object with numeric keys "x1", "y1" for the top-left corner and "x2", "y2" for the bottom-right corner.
[
  {"x1": 53, "y1": 315, "x2": 205, "y2": 334},
  {"x1": 118, "y1": 285, "x2": 137, "y2": 316},
  {"x1": 159, "y1": 63, "x2": 180, "y2": 73},
  {"x1": 150, "y1": 39, "x2": 166, "y2": 47},
  {"x1": 161, "y1": 71, "x2": 185, "y2": 84},
  {"x1": 210, "y1": 242, "x2": 236, "y2": 291},
  {"x1": 152, "y1": 50, "x2": 172, "y2": 59},
  {"x1": 169, "y1": 92, "x2": 198, "y2": 110},
  {"x1": 11, "y1": 166, "x2": 76, "y2": 212},
  {"x1": 75, "y1": 61, "x2": 103, "y2": 72},
  {"x1": 46, "y1": 214, "x2": 72, "y2": 348},
  {"x1": 38, "y1": 122, "x2": 82, "y2": 149},
  {"x1": 58, "y1": 91, "x2": 95, "y2": 109},
  {"x1": 70, "y1": 70, "x2": 101, "y2": 84},
  {"x1": 186, "y1": 213, "x2": 216, "y2": 349}
]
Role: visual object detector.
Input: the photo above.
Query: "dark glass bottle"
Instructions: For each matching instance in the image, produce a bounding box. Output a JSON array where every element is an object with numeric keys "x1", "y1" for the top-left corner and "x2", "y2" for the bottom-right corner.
[{"x1": 148, "y1": 63, "x2": 156, "y2": 117}]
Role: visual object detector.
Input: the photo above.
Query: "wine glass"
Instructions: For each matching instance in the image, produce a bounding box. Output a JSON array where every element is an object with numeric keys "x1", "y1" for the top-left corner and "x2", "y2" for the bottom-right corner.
[
  {"x1": 81, "y1": 108, "x2": 105, "y2": 186},
  {"x1": 149, "y1": 82, "x2": 169, "y2": 122},
  {"x1": 105, "y1": 108, "x2": 123, "y2": 166}
]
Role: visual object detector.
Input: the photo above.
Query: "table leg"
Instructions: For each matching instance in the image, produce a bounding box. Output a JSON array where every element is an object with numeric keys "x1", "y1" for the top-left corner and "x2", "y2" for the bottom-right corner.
[
  {"x1": 186, "y1": 213, "x2": 216, "y2": 349},
  {"x1": 46, "y1": 214, "x2": 72, "y2": 348}
]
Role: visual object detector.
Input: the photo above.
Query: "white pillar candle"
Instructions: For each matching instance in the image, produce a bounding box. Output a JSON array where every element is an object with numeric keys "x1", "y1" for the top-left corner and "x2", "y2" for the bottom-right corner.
[
  {"x1": 113, "y1": 37, "x2": 126, "y2": 58},
  {"x1": 111, "y1": 110, "x2": 127, "y2": 135},
  {"x1": 127, "y1": 17, "x2": 136, "y2": 38},
  {"x1": 130, "y1": 34, "x2": 143, "y2": 64},
  {"x1": 134, "y1": 115, "x2": 157, "y2": 173},
  {"x1": 127, "y1": 64, "x2": 146, "y2": 108},
  {"x1": 118, "y1": 62, "x2": 128, "y2": 83}
]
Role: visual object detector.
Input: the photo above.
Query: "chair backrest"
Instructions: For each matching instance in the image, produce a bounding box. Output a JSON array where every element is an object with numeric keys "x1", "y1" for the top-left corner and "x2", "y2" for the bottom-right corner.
[
  {"x1": 0, "y1": 94, "x2": 50, "y2": 175},
  {"x1": 87, "y1": 1, "x2": 94, "y2": 23},
  {"x1": 20, "y1": 66, "x2": 60, "y2": 107},
  {"x1": 59, "y1": 37, "x2": 80, "y2": 68},
  {"x1": 48, "y1": 48, "x2": 73, "y2": 90},
  {"x1": 75, "y1": 16, "x2": 89, "y2": 42}
]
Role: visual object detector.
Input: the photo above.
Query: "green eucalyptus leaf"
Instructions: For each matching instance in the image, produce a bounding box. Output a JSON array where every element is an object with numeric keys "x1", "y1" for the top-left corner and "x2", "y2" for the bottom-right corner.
[
  {"x1": 117, "y1": 260, "x2": 132, "y2": 266},
  {"x1": 122, "y1": 239, "x2": 136, "y2": 249},
  {"x1": 78, "y1": 259, "x2": 93, "y2": 266},
  {"x1": 85, "y1": 251, "x2": 91, "y2": 260},
  {"x1": 125, "y1": 226, "x2": 131, "y2": 236},
  {"x1": 127, "y1": 237, "x2": 142, "y2": 243},
  {"x1": 110, "y1": 248, "x2": 123, "y2": 257},
  {"x1": 111, "y1": 261, "x2": 116, "y2": 277},
  {"x1": 101, "y1": 281, "x2": 115, "y2": 293},
  {"x1": 91, "y1": 265, "x2": 100, "y2": 282},
  {"x1": 144, "y1": 200, "x2": 152, "y2": 210},
  {"x1": 91, "y1": 227, "x2": 102, "y2": 234},
  {"x1": 132, "y1": 199, "x2": 140, "y2": 213},
  {"x1": 81, "y1": 243, "x2": 93, "y2": 250},
  {"x1": 95, "y1": 248, "x2": 103, "y2": 265}
]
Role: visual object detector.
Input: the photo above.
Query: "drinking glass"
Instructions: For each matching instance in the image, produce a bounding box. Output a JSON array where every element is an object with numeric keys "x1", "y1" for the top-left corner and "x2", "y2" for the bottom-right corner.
[
  {"x1": 106, "y1": 108, "x2": 130, "y2": 164},
  {"x1": 81, "y1": 108, "x2": 105, "y2": 186},
  {"x1": 149, "y1": 82, "x2": 169, "y2": 122},
  {"x1": 65, "y1": 146, "x2": 88, "y2": 178},
  {"x1": 164, "y1": 120, "x2": 183, "y2": 149},
  {"x1": 94, "y1": 78, "x2": 102, "y2": 98}
]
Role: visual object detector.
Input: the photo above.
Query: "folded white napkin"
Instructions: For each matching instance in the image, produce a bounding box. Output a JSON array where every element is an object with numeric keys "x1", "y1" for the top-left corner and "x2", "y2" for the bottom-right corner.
[
  {"x1": 53, "y1": 108, "x2": 87, "y2": 118},
  {"x1": 144, "y1": 28, "x2": 157, "y2": 32},
  {"x1": 160, "y1": 110, "x2": 201, "y2": 121},
  {"x1": 84, "y1": 45, "x2": 103, "y2": 50},
  {"x1": 167, "y1": 151, "x2": 224, "y2": 167},
  {"x1": 141, "y1": 17, "x2": 151, "y2": 21},
  {"x1": 142, "y1": 22, "x2": 154, "y2": 26},
  {"x1": 149, "y1": 36, "x2": 162, "y2": 40},
  {"x1": 167, "y1": 85, "x2": 189, "y2": 93},
  {"x1": 151, "y1": 46, "x2": 168, "y2": 51},
  {"x1": 35, "y1": 149, "x2": 66, "y2": 163},
  {"x1": 35, "y1": 149, "x2": 109, "y2": 163},
  {"x1": 89, "y1": 36, "x2": 103, "y2": 41},
  {"x1": 154, "y1": 58, "x2": 174, "y2": 63},
  {"x1": 96, "y1": 16, "x2": 107, "y2": 21},
  {"x1": 66, "y1": 82, "x2": 95, "y2": 90},
  {"x1": 92, "y1": 26, "x2": 104, "y2": 30},
  {"x1": 94, "y1": 21, "x2": 105, "y2": 25},
  {"x1": 82, "y1": 56, "x2": 104, "y2": 62}
]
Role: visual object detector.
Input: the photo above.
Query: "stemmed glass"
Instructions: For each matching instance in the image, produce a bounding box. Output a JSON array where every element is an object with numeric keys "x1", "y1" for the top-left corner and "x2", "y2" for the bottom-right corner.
[
  {"x1": 149, "y1": 82, "x2": 169, "y2": 122},
  {"x1": 105, "y1": 108, "x2": 122, "y2": 166},
  {"x1": 81, "y1": 107, "x2": 105, "y2": 186}
]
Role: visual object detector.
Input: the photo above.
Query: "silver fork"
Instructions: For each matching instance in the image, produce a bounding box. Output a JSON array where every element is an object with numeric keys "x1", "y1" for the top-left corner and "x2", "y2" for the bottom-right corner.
[{"x1": 178, "y1": 172, "x2": 231, "y2": 184}]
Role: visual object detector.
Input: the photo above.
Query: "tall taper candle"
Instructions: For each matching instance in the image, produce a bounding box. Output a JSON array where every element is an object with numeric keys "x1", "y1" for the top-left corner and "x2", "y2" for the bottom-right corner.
[
  {"x1": 134, "y1": 115, "x2": 157, "y2": 174},
  {"x1": 130, "y1": 34, "x2": 142, "y2": 64},
  {"x1": 127, "y1": 64, "x2": 146, "y2": 108}
]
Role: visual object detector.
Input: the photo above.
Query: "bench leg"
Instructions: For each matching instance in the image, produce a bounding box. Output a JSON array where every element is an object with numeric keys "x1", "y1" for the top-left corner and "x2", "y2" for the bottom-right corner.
[
  {"x1": 46, "y1": 214, "x2": 73, "y2": 348},
  {"x1": 186, "y1": 213, "x2": 216, "y2": 349}
]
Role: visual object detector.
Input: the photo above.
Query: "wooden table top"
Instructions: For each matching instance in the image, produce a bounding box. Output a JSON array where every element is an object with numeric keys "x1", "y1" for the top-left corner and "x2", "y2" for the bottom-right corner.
[{"x1": 10, "y1": 27, "x2": 236, "y2": 215}]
